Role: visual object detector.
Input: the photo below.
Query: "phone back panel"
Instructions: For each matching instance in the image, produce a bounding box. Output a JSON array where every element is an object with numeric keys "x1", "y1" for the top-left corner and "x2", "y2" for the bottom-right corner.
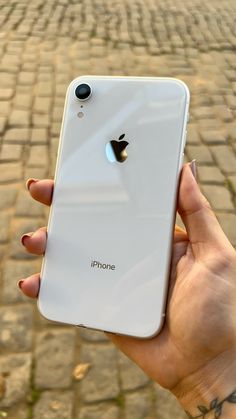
[{"x1": 38, "y1": 76, "x2": 189, "y2": 338}]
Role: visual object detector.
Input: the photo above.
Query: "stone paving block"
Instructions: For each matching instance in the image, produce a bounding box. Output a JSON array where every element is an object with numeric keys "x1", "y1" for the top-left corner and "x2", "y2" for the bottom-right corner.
[
  {"x1": 193, "y1": 107, "x2": 215, "y2": 119},
  {"x1": 35, "y1": 329, "x2": 76, "y2": 389},
  {"x1": 10, "y1": 218, "x2": 43, "y2": 259},
  {"x1": 232, "y1": 82, "x2": 236, "y2": 94},
  {"x1": 32, "y1": 113, "x2": 50, "y2": 127},
  {"x1": 1, "y1": 259, "x2": 37, "y2": 304},
  {"x1": 0, "y1": 163, "x2": 23, "y2": 183},
  {"x1": 0, "y1": 186, "x2": 17, "y2": 210},
  {"x1": 15, "y1": 189, "x2": 44, "y2": 217},
  {"x1": 27, "y1": 145, "x2": 49, "y2": 167},
  {"x1": 217, "y1": 213, "x2": 236, "y2": 246},
  {"x1": 155, "y1": 383, "x2": 186, "y2": 419},
  {"x1": 0, "y1": 304, "x2": 33, "y2": 352},
  {"x1": 0, "y1": 101, "x2": 11, "y2": 117},
  {"x1": 0, "y1": 353, "x2": 31, "y2": 408},
  {"x1": 200, "y1": 130, "x2": 226, "y2": 144},
  {"x1": 197, "y1": 166, "x2": 225, "y2": 184},
  {"x1": 210, "y1": 145, "x2": 236, "y2": 173},
  {"x1": 52, "y1": 106, "x2": 63, "y2": 122},
  {"x1": 33, "y1": 391, "x2": 73, "y2": 419},
  {"x1": 118, "y1": 352, "x2": 150, "y2": 391},
  {"x1": 79, "y1": 344, "x2": 119, "y2": 402},
  {"x1": 0, "y1": 73, "x2": 16, "y2": 88},
  {"x1": 55, "y1": 84, "x2": 67, "y2": 97},
  {"x1": 18, "y1": 71, "x2": 36, "y2": 85},
  {"x1": 198, "y1": 118, "x2": 222, "y2": 130},
  {"x1": 186, "y1": 123, "x2": 201, "y2": 145},
  {"x1": 37, "y1": 73, "x2": 54, "y2": 83},
  {"x1": 16, "y1": 85, "x2": 33, "y2": 94},
  {"x1": 77, "y1": 403, "x2": 120, "y2": 419},
  {"x1": 0, "y1": 404, "x2": 28, "y2": 419},
  {"x1": 201, "y1": 185, "x2": 234, "y2": 211},
  {"x1": 24, "y1": 167, "x2": 48, "y2": 182},
  {"x1": 1, "y1": 62, "x2": 21, "y2": 76},
  {"x1": 211, "y1": 95, "x2": 225, "y2": 105},
  {"x1": 213, "y1": 104, "x2": 234, "y2": 122},
  {"x1": 0, "y1": 212, "x2": 10, "y2": 243},
  {"x1": 51, "y1": 122, "x2": 61, "y2": 137},
  {"x1": 34, "y1": 97, "x2": 51, "y2": 114},
  {"x1": 36, "y1": 81, "x2": 53, "y2": 97},
  {"x1": 224, "y1": 69, "x2": 236, "y2": 81},
  {"x1": 185, "y1": 145, "x2": 214, "y2": 165},
  {"x1": 0, "y1": 116, "x2": 7, "y2": 134},
  {"x1": 228, "y1": 175, "x2": 236, "y2": 194},
  {"x1": 225, "y1": 94, "x2": 236, "y2": 109},
  {"x1": 9, "y1": 109, "x2": 30, "y2": 127},
  {"x1": 226, "y1": 122, "x2": 236, "y2": 141},
  {"x1": 124, "y1": 390, "x2": 153, "y2": 419},
  {"x1": 0, "y1": 144, "x2": 22, "y2": 161},
  {"x1": 14, "y1": 93, "x2": 32, "y2": 110},
  {"x1": 0, "y1": 89, "x2": 14, "y2": 100},
  {"x1": 3, "y1": 128, "x2": 30, "y2": 143},
  {"x1": 79, "y1": 328, "x2": 109, "y2": 342},
  {"x1": 31, "y1": 128, "x2": 48, "y2": 144}
]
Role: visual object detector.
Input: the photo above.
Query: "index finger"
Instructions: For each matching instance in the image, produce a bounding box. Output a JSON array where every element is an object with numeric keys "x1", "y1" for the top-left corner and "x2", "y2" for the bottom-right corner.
[{"x1": 26, "y1": 179, "x2": 54, "y2": 206}]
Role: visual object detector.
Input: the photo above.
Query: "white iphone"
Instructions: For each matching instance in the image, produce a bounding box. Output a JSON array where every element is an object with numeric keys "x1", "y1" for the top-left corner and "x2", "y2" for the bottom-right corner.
[{"x1": 38, "y1": 76, "x2": 190, "y2": 339}]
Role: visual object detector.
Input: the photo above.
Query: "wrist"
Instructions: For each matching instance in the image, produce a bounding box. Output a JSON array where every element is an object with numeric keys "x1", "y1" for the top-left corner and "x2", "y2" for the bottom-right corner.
[{"x1": 171, "y1": 350, "x2": 236, "y2": 418}]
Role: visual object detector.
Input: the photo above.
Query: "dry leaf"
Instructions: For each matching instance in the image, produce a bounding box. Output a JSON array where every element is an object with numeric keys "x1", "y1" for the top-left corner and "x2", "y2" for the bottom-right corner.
[
  {"x1": 73, "y1": 363, "x2": 91, "y2": 381},
  {"x1": 50, "y1": 400, "x2": 62, "y2": 411}
]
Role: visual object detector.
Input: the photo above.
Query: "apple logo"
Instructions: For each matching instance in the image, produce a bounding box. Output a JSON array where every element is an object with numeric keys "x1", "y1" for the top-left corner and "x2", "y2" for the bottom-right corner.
[{"x1": 105, "y1": 134, "x2": 129, "y2": 163}]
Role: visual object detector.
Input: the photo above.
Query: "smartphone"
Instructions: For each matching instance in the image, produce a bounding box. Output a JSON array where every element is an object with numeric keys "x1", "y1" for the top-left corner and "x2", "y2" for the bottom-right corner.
[{"x1": 38, "y1": 76, "x2": 190, "y2": 339}]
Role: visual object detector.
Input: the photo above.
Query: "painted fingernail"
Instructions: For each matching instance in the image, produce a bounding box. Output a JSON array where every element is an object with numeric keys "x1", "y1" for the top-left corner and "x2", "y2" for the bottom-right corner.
[
  {"x1": 189, "y1": 159, "x2": 197, "y2": 180},
  {"x1": 18, "y1": 279, "x2": 24, "y2": 289},
  {"x1": 26, "y1": 178, "x2": 39, "y2": 190},
  {"x1": 21, "y1": 232, "x2": 33, "y2": 246}
]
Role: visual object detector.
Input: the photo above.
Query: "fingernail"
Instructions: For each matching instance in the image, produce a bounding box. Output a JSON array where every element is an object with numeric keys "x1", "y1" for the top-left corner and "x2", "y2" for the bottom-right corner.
[
  {"x1": 26, "y1": 178, "x2": 38, "y2": 190},
  {"x1": 18, "y1": 279, "x2": 24, "y2": 289},
  {"x1": 21, "y1": 232, "x2": 33, "y2": 246},
  {"x1": 189, "y1": 159, "x2": 197, "y2": 180}
]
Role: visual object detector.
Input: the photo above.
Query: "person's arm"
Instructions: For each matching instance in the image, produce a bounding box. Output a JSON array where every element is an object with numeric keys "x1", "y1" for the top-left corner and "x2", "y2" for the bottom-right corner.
[{"x1": 173, "y1": 352, "x2": 236, "y2": 418}]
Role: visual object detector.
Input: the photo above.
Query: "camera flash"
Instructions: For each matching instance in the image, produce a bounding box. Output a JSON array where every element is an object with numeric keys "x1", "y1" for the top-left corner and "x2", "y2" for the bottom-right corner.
[{"x1": 77, "y1": 112, "x2": 84, "y2": 118}]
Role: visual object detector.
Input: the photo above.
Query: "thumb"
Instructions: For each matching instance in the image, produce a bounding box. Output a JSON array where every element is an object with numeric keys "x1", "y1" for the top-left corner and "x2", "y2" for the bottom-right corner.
[{"x1": 177, "y1": 161, "x2": 233, "y2": 256}]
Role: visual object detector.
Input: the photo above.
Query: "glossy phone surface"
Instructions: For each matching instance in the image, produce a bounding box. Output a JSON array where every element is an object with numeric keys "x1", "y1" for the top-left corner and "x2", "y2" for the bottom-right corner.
[{"x1": 38, "y1": 76, "x2": 190, "y2": 338}]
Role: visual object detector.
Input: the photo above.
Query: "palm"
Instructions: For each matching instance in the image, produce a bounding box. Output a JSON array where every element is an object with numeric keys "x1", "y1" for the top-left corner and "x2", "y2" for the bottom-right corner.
[{"x1": 110, "y1": 227, "x2": 236, "y2": 392}]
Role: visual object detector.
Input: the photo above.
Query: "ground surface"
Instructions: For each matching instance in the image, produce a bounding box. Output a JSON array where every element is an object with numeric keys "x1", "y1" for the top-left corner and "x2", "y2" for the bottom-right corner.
[{"x1": 0, "y1": 0, "x2": 236, "y2": 418}]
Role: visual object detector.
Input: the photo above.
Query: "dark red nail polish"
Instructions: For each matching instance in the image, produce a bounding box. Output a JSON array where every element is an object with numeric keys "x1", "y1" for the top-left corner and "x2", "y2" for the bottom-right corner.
[
  {"x1": 21, "y1": 233, "x2": 33, "y2": 246},
  {"x1": 26, "y1": 178, "x2": 38, "y2": 190},
  {"x1": 189, "y1": 159, "x2": 197, "y2": 180},
  {"x1": 18, "y1": 279, "x2": 24, "y2": 289}
]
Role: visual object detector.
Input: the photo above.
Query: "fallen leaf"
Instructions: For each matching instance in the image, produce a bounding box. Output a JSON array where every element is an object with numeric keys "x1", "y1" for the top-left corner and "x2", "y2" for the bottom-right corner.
[
  {"x1": 50, "y1": 400, "x2": 62, "y2": 411},
  {"x1": 73, "y1": 363, "x2": 91, "y2": 381}
]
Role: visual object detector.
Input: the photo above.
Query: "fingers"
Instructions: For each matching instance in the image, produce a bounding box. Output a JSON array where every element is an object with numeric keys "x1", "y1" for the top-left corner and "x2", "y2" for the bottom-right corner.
[
  {"x1": 18, "y1": 273, "x2": 40, "y2": 298},
  {"x1": 177, "y1": 162, "x2": 233, "y2": 256},
  {"x1": 174, "y1": 225, "x2": 188, "y2": 243},
  {"x1": 26, "y1": 178, "x2": 54, "y2": 206},
  {"x1": 21, "y1": 227, "x2": 47, "y2": 255}
]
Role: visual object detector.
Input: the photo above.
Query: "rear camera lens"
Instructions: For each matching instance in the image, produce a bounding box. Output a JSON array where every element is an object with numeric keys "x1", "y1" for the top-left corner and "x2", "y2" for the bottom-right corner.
[{"x1": 75, "y1": 83, "x2": 92, "y2": 101}]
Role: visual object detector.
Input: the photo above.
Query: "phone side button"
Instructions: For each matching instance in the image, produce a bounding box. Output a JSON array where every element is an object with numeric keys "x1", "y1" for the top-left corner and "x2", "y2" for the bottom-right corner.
[
  {"x1": 179, "y1": 153, "x2": 184, "y2": 170},
  {"x1": 184, "y1": 130, "x2": 187, "y2": 146}
]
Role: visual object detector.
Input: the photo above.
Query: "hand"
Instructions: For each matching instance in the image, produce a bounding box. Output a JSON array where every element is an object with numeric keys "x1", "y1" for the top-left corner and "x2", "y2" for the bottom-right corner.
[{"x1": 19, "y1": 163, "x2": 236, "y2": 415}]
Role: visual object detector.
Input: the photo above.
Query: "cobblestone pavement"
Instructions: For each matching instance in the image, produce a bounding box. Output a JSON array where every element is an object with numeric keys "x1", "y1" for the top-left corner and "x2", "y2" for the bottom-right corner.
[{"x1": 0, "y1": 0, "x2": 236, "y2": 418}]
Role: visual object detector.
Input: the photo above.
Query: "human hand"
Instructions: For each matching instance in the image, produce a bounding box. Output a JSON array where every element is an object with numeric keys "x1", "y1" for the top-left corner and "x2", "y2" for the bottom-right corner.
[{"x1": 19, "y1": 163, "x2": 236, "y2": 417}]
